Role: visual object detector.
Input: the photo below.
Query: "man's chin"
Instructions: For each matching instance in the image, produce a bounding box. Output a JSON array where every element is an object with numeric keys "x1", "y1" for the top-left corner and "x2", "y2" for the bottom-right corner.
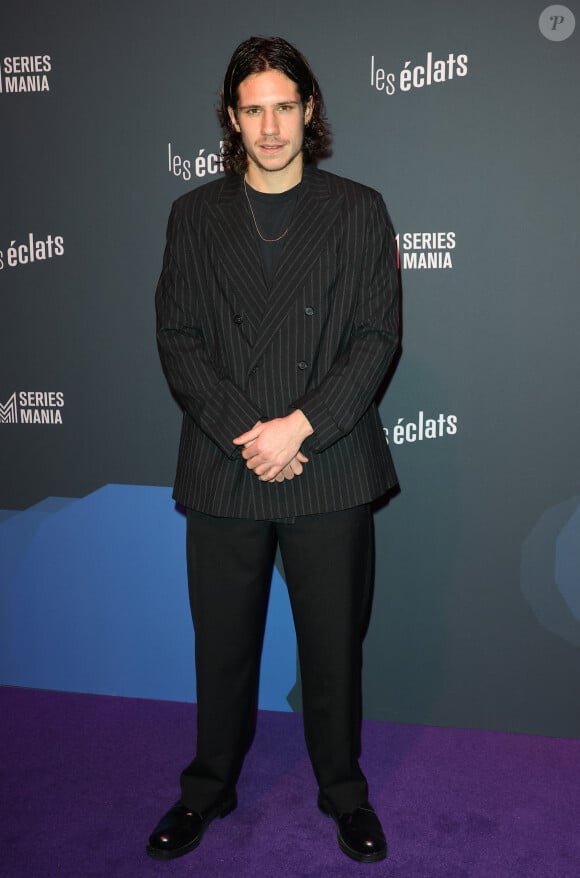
[{"x1": 250, "y1": 154, "x2": 301, "y2": 176}]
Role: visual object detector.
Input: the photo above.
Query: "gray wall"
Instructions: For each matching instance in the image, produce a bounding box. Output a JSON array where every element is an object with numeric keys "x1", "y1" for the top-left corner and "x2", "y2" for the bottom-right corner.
[{"x1": 1, "y1": 0, "x2": 579, "y2": 737}]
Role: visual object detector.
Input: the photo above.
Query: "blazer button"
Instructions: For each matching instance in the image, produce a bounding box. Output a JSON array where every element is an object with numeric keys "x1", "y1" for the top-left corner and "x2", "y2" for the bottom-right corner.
[
  {"x1": 304, "y1": 307, "x2": 314, "y2": 317},
  {"x1": 297, "y1": 361, "x2": 308, "y2": 371},
  {"x1": 233, "y1": 313, "x2": 243, "y2": 325}
]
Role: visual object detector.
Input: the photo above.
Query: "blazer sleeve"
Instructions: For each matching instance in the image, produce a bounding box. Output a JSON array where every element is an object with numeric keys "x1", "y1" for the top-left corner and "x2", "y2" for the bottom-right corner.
[
  {"x1": 292, "y1": 193, "x2": 400, "y2": 453},
  {"x1": 155, "y1": 201, "x2": 264, "y2": 459}
]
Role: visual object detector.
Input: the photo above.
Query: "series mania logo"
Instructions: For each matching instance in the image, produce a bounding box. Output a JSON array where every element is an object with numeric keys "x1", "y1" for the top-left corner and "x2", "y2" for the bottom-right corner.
[{"x1": 0, "y1": 391, "x2": 64, "y2": 425}]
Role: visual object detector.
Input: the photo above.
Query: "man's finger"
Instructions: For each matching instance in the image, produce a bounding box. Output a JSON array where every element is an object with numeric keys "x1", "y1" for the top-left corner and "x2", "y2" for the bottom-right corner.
[
  {"x1": 289, "y1": 458, "x2": 303, "y2": 476},
  {"x1": 233, "y1": 428, "x2": 259, "y2": 445},
  {"x1": 241, "y1": 445, "x2": 261, "y2": 461}
]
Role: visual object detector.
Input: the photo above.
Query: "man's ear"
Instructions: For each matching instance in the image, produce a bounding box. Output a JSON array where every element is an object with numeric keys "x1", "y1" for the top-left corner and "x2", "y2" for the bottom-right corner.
[
  {"x1": 304, "y1": 96, "x2": 314, "y2": 125},
  {"x1": 228, "y1": 106, "x2": 240, "y2": 132}
]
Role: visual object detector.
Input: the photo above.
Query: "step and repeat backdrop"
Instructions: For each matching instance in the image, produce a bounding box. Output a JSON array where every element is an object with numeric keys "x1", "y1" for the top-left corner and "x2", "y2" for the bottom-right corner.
[{"x1": 1, "y1": 1, "x2": 579, "y2": 737}]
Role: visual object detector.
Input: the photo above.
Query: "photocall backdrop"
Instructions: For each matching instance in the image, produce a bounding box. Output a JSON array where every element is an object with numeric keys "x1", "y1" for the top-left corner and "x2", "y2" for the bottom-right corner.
[{"x1": 1, "y1": 1, "x2": 579, "y2": 737}]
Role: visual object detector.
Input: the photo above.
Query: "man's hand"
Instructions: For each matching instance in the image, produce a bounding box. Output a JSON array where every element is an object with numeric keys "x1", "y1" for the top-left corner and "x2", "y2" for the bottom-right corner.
[
  {"x1": 233, "y1": 410, "x2": 314, "y2": 482},
  {"x1": 270, "y1": 452, "x2": 309, "y2": 483}
]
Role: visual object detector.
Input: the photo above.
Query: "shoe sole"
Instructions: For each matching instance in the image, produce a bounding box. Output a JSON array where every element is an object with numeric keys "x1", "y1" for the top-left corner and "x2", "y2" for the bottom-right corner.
[{"x1": 145, "y1": 794, "x2": 237, "y2": 860}]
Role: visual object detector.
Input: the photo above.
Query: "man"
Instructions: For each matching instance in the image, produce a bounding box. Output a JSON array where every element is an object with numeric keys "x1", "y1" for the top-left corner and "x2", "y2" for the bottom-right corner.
[{"x1": 147, "y1": 36, "x2": 400, "y2": 864}]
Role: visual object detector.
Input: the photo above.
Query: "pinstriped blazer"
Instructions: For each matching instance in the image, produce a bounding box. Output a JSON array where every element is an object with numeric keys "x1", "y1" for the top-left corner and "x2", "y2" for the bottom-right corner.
[{"x1": 155, "y1": 165, "x2": 400, "y2": 519}]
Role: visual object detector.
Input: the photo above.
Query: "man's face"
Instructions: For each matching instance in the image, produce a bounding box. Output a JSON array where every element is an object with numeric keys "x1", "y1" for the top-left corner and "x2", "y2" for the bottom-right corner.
[{"x1": 228, "y1": 68, "x2": 313, "y2": 191}]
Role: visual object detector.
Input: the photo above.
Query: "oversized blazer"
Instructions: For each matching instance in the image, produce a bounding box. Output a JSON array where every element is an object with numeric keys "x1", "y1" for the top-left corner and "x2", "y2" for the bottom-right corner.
[{"x1": 155, "y1": 165, "x2": 400, "y2": 519}]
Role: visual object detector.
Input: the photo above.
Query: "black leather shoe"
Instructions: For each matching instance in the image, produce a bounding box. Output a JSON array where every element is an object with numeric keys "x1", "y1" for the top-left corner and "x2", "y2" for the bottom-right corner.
[
  {"x1": 146, "y1": 792, "x2": 237, "y2": 860},
  {"x1": 318, "y1": 794, "x2": 387, "y2": 863}
]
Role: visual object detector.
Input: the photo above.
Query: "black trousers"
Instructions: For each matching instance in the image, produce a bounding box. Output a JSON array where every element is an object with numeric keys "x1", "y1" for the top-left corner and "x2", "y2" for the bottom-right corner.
[{"x1": 180, "y1": 504, "x2": 374, "y2": 814}]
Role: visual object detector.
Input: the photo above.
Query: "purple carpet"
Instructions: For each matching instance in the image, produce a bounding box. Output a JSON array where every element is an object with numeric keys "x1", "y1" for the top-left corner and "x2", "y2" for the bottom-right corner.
[{"x1": 2, "y1": 687, "x2": 579, "y2": 877}]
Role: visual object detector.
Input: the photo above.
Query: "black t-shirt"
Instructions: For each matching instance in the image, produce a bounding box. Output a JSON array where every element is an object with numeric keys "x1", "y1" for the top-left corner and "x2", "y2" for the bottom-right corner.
[{"x1": 245, "y1": 181, "x2": 301, "y2": 288}]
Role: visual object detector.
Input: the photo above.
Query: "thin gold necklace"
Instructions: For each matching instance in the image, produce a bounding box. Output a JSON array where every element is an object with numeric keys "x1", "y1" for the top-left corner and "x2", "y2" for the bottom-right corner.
[{"x1": 243, "y1": 177, "x2": 290, "y2": 243}]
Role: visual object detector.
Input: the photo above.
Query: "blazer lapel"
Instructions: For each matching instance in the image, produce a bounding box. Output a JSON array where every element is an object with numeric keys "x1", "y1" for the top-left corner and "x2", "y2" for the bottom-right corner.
[
  {"x1": 206, "y1": 176, "x2": 267, "y2": 343},
  {"x1": 205, "y1": 168, "x2": 343, "y2": 359},
  {"x1": 249, "y1": 167, "x2": 343, "y2": 369}
]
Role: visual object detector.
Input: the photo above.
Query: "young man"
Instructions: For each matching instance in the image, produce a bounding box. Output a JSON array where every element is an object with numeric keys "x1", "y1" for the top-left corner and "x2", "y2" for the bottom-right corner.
[{"x1": 147, "y1": 36, "x2": 400, "y2": 864}]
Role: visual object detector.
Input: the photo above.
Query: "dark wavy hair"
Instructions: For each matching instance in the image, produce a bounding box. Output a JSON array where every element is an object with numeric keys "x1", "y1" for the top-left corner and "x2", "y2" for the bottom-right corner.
[{"x1": 219, "y1": 36, "x2": 331, "y2": 175}]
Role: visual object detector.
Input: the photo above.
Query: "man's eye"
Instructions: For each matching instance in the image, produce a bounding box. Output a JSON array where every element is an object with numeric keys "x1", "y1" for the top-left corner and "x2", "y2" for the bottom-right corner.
[{"x1": 278, "y1": 105, "x2": 294, "y2": 112}]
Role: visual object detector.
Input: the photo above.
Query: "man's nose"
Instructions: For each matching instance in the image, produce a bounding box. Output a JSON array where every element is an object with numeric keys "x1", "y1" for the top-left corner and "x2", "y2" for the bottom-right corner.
[{"x1": 261, "y1": 109, "x2": 279, "y2": 135}]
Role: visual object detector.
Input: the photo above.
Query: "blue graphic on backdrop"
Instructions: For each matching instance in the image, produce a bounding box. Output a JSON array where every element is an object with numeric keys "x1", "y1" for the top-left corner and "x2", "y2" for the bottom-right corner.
[
  {"x1": 555, "y1": 501, "x2": 580, "y2": 622},
  {"x1": 521, "y1": 495, "x2": 580, "y2": 646},
  {"x1": 0, "y1": 485, "x2": 296, "y2": 710}
]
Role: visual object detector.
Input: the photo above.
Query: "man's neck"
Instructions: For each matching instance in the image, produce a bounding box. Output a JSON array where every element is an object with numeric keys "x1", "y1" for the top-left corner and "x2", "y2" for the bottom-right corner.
[{"x1": 245, "y1": 159, "x2": 304, "y2": 194}]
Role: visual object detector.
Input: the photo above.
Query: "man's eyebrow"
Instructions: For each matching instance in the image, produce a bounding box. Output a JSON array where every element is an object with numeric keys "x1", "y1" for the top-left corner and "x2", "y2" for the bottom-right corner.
[{"x1": 237, "y1": 100, "x2": 301, "y2": 109}]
